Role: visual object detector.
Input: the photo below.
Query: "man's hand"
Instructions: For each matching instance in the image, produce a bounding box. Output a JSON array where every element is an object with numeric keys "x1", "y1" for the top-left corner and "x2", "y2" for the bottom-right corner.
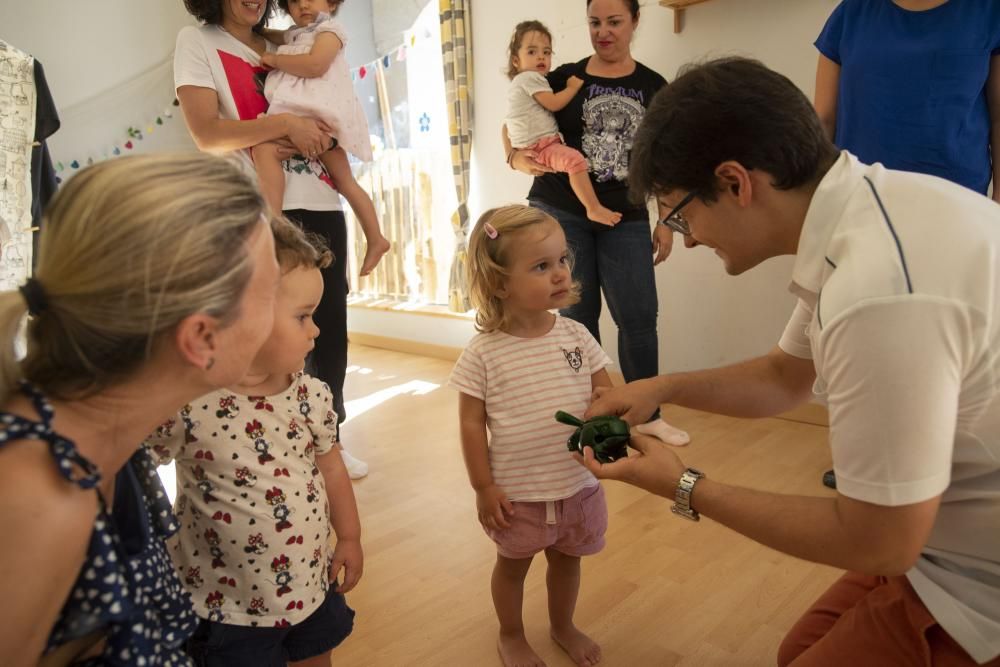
[
  {"x1": 476, "y1": 484, "x2": 515, "y2": 530},
  {"x1": 573, "y1": 432, "x2": 685, "y2": 499},
  {"x1": 586, "y1": 377, "x2": 663, "y2": 426}
]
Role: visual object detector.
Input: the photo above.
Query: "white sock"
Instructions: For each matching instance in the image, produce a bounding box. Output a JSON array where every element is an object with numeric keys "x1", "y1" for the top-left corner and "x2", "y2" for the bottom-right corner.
[
  {"x1": 339, "y1": 447, "x2": 369, "y2": 479},
  {"x1": 635, "y1": 419, "x2": 690, "y2": 446}
]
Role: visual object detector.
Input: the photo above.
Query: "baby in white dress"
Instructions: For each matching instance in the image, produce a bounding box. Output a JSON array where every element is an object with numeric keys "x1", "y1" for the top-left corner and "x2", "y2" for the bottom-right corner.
[{"x1": 256, "y1": 0, "x2": 389, "y2": 276}]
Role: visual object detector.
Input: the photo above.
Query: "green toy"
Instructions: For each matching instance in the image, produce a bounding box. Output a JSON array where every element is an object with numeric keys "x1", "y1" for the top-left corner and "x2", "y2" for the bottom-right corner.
[{"x1": 556, "y1": 411, "x2": 630, "y2": 463}]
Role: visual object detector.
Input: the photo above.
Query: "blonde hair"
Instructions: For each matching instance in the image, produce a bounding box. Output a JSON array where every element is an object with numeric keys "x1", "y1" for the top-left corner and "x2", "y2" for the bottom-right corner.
[
  {"x1": 467, "y1": 204, "x2": 580, "y2": 333},
  {"x1": 0, "y1": 153, "x2": 269, "y2": 403},
  {"x1": 506, "y1": 20, "x2": 553, "y2": 80},
  {"x1": 271, "y1": 215, "x2": 333, "y2": 273}
]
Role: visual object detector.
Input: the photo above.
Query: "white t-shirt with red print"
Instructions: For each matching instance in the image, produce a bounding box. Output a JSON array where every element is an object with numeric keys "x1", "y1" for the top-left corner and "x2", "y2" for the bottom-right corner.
[
  {"x1": 147, "y1": 374, "x2": 339, "y2": 627},
  {"x1": 173, "y1": 24, "x2": 342, "y2": 211}
]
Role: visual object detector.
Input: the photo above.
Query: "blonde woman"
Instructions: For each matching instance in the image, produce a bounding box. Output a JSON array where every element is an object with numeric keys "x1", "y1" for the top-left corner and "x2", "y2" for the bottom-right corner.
[{"x1": 0, "y1": 153, "x2": 280, "y2": 666}]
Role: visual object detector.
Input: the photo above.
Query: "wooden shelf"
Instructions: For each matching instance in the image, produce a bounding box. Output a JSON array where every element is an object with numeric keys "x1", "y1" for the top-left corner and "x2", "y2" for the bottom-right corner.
[{"x1": 659, "y1": 0, "x2": 713, "y2": 33}]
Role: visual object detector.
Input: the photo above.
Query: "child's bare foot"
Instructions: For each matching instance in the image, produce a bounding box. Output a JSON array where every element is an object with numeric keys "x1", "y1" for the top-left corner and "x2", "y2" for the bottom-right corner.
[
  {"x1": 586, "y1": 206, "x2": 621, "y2": 227},
  {"x1": 636, "y1": 418, "x2": 690, "y2": 446},
  {"x1": 551, "y1": 625, "x2": 601, "y2": 666},
  {"x1": 497, "y1": 631, "x2": 547, "y2": 667},
  {"x1": 359, "y1": 236, "x2": 391, "y2": 276}
]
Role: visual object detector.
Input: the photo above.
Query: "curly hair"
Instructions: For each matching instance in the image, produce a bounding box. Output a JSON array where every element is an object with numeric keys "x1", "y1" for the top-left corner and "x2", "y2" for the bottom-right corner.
[
  {"x1": 276, "y1": 0, "x2": 344, "y2": 15},
  {"x1": 183, "y1": 0, "x2": 277, "y2": 31},
  {"x1": 467, "y1": 205, "x2": 580, "y2": 333},
  {"x1": 506, "y1": 20, "x2": 553, "y2": 81},
  {"x1": 271, "y1": 216, "x2": 333, "y2": 273}
]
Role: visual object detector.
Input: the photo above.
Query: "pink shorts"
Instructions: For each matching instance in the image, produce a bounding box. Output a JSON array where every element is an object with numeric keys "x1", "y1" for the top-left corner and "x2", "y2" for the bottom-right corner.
[
  {"x1": 528, "y1": 135, "x2": 589, "y2": 175},
  {"x1": 484, "y1": 484, "x2": 608, "y2": 559}
]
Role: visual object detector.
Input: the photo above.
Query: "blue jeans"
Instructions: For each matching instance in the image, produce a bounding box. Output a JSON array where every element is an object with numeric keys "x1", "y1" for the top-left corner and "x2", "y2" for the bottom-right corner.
[{"x1": 530, "y1": 200, "x2": 659, "y2": 388}]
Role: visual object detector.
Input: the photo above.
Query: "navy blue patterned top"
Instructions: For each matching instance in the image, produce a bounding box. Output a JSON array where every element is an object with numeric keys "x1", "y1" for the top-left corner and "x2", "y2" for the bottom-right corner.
[{"x1": 0, "y1": 383, "x2": 197, "y2": 665}]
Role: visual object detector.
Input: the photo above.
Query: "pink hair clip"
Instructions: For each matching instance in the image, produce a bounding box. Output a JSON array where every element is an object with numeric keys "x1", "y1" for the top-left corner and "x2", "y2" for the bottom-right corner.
[{"x1": 484, "y1": 223, "x2": 499, "y2": 239}]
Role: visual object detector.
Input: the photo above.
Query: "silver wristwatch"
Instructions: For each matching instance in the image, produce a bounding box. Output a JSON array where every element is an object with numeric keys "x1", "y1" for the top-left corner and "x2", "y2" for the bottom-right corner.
[{"x1": 671, "y1": 467, "x2": 705, "y2": 521}]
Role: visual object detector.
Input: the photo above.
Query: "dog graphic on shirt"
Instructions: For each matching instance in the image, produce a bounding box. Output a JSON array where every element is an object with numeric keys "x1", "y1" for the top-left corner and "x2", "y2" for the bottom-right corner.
[{"x1": 563, "y1": 347, "x2": 583, "y2": 373}]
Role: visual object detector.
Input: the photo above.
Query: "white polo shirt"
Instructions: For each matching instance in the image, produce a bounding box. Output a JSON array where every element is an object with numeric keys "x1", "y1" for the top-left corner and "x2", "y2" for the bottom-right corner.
[{"x1": 778, "y1": 152, "x2": 1000, "y2": 664}]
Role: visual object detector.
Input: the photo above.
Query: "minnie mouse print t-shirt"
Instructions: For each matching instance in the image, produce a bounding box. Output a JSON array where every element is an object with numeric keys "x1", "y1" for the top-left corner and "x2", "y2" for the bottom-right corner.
[
  {"x1": 146, "y1": 374, "x2": 339, "y2": 627},
  {"x1": 174, "y1": 25, "x2": 342, "y2": 211},
  {"x1": 528, "y1": 58, "x2": 666, "y2": 220}
]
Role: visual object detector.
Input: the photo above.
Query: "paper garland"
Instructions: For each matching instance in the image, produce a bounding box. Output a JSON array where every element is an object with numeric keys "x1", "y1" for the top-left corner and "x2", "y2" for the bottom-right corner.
[
  {"x1": 349, "y1": 32, "x2": 424, "y2": 82},
  {"x1": 54, "y1": 99, "x2": 180, "y2": 183}
]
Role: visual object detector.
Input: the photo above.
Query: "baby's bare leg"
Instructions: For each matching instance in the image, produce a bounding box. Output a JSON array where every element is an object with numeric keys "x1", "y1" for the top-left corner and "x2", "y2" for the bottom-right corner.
[
  {"x1": 493, "y1": 554, "x2": 547, "y2": 667},
  {"x1": 568, "y1": 172, "x2": 621, "y2": 227},
  {"x1": 251, "y1": 142, "x2": 287, "y2": 215},
  {"x1": 319, "y1": 147, "x2": 390, "y2": 276},
  {"x1": 545, "y1": 549, "x2": 601, "y2": 666}
]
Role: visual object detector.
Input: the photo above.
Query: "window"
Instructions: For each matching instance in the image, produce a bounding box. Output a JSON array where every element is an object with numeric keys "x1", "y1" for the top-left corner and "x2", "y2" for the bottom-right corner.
[{"x1": 344, "y1": 2, "x2": 456, "y2": 304}]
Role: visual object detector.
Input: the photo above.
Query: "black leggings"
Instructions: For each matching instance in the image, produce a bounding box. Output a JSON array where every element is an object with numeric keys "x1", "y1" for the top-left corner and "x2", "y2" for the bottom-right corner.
[{"x1": 283, "y1": 209, "x2": 348, "y2": 424}]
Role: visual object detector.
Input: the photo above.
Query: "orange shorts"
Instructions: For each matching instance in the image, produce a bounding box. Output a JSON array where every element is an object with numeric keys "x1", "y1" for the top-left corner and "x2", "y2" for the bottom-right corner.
[{"x1": 779, "y1": 572, "x2": 1000, "y2": 667}]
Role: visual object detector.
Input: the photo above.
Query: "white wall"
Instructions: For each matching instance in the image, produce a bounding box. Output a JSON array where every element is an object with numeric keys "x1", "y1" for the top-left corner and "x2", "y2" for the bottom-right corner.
[
  {"x1": 0, "y1": 1, "x2": 380, "y2": 175},
  {"x1": 468, "y1": 0, "x2": 840, "y2": 372},
  {"x1": 1, "y1": 2, "x2": 193, "y2": 109},
  {"x1": 1, "y1": 1, "x2": 198, "y2": 166}
]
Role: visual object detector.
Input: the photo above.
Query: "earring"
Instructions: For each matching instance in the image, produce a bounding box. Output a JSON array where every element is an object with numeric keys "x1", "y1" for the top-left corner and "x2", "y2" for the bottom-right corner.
[{"x1": 206, "y1": 358, "x2": 215, "y2": 371}]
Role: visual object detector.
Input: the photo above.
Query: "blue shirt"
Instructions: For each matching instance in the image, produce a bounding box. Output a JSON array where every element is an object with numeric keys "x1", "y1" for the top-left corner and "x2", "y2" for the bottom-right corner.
[{"x1": 815, "y1": 0, "x2": 1000, "y2": 194}]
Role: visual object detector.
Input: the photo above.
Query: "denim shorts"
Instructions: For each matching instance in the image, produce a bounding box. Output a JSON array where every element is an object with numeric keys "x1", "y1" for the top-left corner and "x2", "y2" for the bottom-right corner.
[{"x1": 186, "y1": 586, "x2": 355, "y2": 666}]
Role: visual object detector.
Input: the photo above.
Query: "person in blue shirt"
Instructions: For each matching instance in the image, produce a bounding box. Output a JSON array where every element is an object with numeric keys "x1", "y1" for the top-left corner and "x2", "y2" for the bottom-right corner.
[
  {"x1": 814, "y1": 0, "x2": 1000, "y2": 201},
  {"x1": 814, "y1": 0, "x2": 1000, "y2": 492}
]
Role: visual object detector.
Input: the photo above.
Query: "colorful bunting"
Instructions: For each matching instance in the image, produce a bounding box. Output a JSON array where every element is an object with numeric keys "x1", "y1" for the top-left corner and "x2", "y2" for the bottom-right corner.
[{"x1": 54, "y1": 98, "x2": 179, "y2": 182}]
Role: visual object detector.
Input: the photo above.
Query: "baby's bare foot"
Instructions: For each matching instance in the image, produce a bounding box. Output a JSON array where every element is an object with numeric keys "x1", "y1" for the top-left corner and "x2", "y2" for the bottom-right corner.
[
  {"x1": 498, "y1": 631, "x2": 547, "y2": 667},
  {"x1": 551, "y1": 625, "x2": 601, "y2": 666},
  {"x1": 359, "y1": 236, "x2": 391, "y2": 276},
  {"x1": 586, "y1": 206, "x2": 622, "y2": 227}
]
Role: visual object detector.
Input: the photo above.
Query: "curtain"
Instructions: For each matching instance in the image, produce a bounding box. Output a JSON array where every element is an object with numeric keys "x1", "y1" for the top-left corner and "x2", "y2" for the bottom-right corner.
[{"x1": 439, "y1": 0, "x2": 473, "y2": 313}]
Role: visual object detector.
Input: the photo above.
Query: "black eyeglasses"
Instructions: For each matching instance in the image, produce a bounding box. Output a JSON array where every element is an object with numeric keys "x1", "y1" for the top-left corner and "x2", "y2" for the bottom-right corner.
[{"x1": 659, "y1": 191, "x2": 697, "y2": 236}]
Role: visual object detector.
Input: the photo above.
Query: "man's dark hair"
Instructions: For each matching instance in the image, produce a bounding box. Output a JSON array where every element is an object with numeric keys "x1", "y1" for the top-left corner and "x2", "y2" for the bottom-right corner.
[
  {"x1": 630, "y1": 57, "x2": 839, "y2": 203},
  {"x1": 183, "y1": 0, "x2": 277, "y2": 31}
]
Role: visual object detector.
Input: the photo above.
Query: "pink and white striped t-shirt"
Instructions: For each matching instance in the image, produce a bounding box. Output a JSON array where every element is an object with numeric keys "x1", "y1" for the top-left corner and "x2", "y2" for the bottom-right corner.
[{"x1": 449, "y1": 316, "x2": 612, "y2": 502}]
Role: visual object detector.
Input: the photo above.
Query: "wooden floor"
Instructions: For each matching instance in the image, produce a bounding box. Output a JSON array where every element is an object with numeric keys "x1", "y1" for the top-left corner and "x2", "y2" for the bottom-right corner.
[{"x1": 333, "y1": 344, "x2": 841, "y2": 667}]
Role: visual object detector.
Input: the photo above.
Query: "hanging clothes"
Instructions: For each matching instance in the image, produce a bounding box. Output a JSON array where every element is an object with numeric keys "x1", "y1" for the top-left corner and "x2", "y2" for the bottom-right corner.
[
  {"x1": 0, "y1": 39, "x2": 36, "y2": 290},
  {"x1": 30, "y1": 58, "x2": 59, "y2": 268}
]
